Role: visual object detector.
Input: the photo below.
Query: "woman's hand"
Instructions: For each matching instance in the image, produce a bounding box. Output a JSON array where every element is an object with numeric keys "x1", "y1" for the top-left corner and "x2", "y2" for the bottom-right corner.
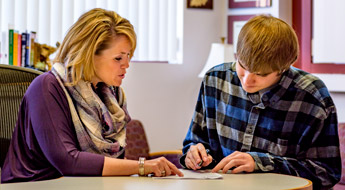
[
  {"x1": 144, "y1": 157, "x2": 184, "y2": 177},
  {"x1": 185, "y1": 143, "x2": 213, "y2": 170},
  {"x1": 212, "y1": 151, "x2": 255, "y2": 174}
]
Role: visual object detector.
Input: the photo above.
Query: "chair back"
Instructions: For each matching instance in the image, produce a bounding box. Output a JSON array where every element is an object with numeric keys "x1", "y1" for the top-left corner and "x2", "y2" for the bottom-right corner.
[
  {"x1": 0, "y1": 64, "x2": 43, "y2": 167},
  {"x1": 125, "y1": 120, "x2": 183, "y2": 168},
  {"x1": 338, "y1": 123, "x2": 345, "y2": 185},
  {"x1": 125, "y1": 120, "x2": 150, "y2": 160}
]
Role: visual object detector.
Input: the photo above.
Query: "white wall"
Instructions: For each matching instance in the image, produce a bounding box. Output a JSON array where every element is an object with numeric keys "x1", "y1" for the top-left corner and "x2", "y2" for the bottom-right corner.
[
  {"x1": 122, "y1": 0, "x2": 224, "y2": 152},
  {"x1": 123, "y1": 0, "x2": 345, "y2": 153}
]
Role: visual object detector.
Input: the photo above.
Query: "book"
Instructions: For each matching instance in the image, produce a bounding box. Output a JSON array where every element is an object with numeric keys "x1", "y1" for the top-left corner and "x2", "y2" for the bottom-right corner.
[
  {"x1": 8, "y1": 29, "x2": 14, "y2": 65},
  {"x1": 29, "y1": 31, "x2": 36, "y2": 67},
  {"x1": 13, "y1": 31, "x2": 18, "y2": 66},
  {"x1": 25, "y1": 32, "x2": 31, "y2": 67},
  {"x1": 17, "y1": 33, "x2": 22, "y2": 67},
  {"x1": 21, "y1": 32, "x2": 27, "y2": 67}
]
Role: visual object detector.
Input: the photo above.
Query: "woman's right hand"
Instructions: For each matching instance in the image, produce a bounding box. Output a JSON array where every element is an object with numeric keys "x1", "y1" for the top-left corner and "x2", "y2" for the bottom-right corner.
[{"x1": 144, "y1": 157, "x2": 184, "y2": 177}]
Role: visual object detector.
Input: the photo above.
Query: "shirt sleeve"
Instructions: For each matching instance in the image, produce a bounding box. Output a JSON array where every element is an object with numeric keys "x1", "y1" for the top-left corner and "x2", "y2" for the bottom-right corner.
[
  {"x1": 181, "y1": 82, "x2": 221, "y2": 168},
  {"x1": 247, "y1": 106, "x2": 341, "y2": 190},
  {"x1": 26, "y1": 72, "x2": 104, "y2": 176}
]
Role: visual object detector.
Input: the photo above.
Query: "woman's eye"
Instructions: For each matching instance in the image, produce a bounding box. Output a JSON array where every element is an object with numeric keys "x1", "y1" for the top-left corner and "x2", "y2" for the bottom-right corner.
[{"x1": 114, "y1": 57, "x2": 122, "y2": 61}]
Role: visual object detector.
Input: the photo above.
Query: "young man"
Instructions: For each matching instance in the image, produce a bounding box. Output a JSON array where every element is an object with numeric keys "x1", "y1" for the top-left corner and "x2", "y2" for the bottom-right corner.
[{"x1": 181, "y1": 15, "x2": 341, "y2": 189}]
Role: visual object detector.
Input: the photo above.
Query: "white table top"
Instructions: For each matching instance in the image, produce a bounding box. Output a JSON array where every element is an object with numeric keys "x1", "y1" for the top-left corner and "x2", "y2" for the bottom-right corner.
[{"x1": 1, "y1": 172, "x2": 312, "y2": 190}]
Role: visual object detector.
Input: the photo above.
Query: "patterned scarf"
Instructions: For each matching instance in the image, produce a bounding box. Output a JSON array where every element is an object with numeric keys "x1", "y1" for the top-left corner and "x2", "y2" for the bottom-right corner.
[{"x1": 52, "y1": 63, "x2": 130, "y2": 158}]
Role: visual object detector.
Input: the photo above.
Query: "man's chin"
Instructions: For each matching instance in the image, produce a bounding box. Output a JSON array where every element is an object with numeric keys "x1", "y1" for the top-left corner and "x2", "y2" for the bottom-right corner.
[{"x1": 243, "y1": 86, "x2": 259, "y2": 93}]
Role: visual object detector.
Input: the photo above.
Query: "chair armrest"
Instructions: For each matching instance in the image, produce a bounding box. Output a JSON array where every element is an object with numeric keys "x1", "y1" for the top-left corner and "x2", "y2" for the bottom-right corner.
[
  {"x1": 149, "y1": 150, "x2": 183, "y2": 168},
  {"x1": 149, "y1": 150, "x2": 182, "y2": 157}
]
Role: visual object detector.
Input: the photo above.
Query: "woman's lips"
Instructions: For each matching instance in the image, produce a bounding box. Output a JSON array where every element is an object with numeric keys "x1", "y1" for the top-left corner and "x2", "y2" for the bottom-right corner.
[{"x1": 119, "y1": 74, "x2": 125, "y2": 79}]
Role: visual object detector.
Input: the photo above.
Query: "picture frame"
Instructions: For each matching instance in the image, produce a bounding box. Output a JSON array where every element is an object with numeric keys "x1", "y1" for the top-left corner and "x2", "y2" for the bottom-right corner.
[
  {"x1": 227, "y1": 15, "x2": 255, "y2": 53},
  {"x1": 187, "y1": 0, "x2": 213, "y2": 9},
  {"x1": 229, "y1": 0, "x2": 271, "y2": 8}
]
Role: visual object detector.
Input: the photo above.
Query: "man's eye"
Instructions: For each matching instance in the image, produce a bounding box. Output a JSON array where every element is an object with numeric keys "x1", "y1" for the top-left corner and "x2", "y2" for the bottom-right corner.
[
  {"x1": 114, "y1": 57, "x2": 122, "y2": 61},
  {"x1": 256, "y1": 74, "x2": 269, "y2": 77},
  {"x1": 257, "y1": 74, "x2": 268, "y2": 77}
]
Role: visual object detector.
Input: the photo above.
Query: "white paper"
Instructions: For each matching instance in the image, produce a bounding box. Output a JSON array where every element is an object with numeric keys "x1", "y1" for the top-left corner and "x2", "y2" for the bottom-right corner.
[{"x1": 153, "y1": 169, "x2": 223, "y2": 180}]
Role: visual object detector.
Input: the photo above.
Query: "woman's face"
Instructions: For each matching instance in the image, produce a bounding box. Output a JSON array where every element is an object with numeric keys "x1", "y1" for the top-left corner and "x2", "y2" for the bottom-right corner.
[{"x1": 92, "y1": 35, "x2": 131, "y2": 87}]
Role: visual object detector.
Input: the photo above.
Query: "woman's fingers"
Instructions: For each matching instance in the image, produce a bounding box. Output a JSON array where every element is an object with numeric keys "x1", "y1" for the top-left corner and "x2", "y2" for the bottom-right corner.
[{"x1": 146, "y1": 157, "x2": 183, "y2": 177}]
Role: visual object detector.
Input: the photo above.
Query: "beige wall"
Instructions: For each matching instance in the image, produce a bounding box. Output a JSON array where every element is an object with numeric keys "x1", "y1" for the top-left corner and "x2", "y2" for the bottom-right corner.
[
  {"x1": 123, "y1": 0, "x2": 345, "y2": 153},
  {"x1": 122, "y1": 0, "x2": 224, "y2": 152}
]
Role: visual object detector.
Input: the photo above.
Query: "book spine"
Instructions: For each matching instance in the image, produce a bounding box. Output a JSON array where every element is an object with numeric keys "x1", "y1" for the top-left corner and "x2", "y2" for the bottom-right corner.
[
  {"x1": 18, "y1": 33, "x2": 22, "y2": 67},
  {"x1": 13, "y1": 31, "x2": 18, "y2": 66},
  {"x1": 25, "y1": 32, "x2": 30, "y2": 67},
  {"x1": 21, "y1": 33, "x2": 27, "y2": 67},
  {"x1": 8, "y1": 29, "x2": 13, "y2": 65},
  {"x1": 30, "y1": 31, "x2": 36, "y2": 67}
]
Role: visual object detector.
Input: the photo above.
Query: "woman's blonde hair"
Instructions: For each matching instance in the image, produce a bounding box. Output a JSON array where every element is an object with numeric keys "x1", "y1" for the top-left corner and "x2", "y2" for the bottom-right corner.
[
  {"x1": 53, "y1": 8, "x2": 136, "y2": 86},
  {"x1": 236, "y1": 15, "x2": 299, "y2": 74}
]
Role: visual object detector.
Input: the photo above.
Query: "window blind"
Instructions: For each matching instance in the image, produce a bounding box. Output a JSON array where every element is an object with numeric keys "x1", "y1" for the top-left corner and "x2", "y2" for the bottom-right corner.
[{"x1": 0, "y1": 0, "x2": 183, "y2": 64}]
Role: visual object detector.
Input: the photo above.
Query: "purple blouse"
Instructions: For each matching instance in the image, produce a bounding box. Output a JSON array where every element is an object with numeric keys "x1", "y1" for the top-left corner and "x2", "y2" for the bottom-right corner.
[{"x1": 1, "y1": 72, "x2": 104, "y2": 183}]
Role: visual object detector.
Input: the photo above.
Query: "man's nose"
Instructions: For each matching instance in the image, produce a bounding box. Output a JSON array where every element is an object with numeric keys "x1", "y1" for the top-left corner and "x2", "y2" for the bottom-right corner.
[{"x1": 243, "y1": 71, "x2": 256, "y2": 85}]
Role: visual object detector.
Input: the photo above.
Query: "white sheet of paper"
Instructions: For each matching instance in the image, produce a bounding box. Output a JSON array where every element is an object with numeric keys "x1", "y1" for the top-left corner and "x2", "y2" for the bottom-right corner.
[{"x1": 153, "y1": 169, "x2": 223, "y2": 180}]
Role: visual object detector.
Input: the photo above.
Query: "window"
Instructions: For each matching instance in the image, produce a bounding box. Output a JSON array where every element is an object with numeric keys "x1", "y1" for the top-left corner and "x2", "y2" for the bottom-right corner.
[
  {"x1": 292, "y1": 0, "x2": 345, "y2": 73},
  {"x1": 0, "y1": 0, "x2": 183, "y2": 65}
]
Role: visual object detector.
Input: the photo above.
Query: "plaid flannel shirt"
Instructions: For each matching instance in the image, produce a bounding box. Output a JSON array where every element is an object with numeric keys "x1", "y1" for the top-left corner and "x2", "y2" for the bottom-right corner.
[{"x1": 182, "y1": 62, "x2": 341, "y2": 189}]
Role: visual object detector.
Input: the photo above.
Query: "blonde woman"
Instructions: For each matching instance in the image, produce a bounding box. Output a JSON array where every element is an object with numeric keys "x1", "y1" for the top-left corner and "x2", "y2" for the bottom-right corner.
[{"x1": 2, "y1": 8, "x2": 182, "y2": 183}]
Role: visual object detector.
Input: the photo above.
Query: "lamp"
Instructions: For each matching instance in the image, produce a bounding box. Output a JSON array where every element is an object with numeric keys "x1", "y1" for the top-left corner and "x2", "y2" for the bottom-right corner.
[{"x1": 198, "y1": 38, "x2": 236, "y2": 78}]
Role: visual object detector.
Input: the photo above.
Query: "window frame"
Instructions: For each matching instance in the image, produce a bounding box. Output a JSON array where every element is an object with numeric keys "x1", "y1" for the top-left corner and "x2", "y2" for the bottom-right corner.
[{"x1": 292, "y1": 0, "x2": 345, "y2": 74}]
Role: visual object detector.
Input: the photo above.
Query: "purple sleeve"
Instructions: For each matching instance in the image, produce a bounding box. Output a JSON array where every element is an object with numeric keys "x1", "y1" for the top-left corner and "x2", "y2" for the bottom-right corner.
[{"x1": 26, "y1": 72, "x2": 104, "y2": 176}]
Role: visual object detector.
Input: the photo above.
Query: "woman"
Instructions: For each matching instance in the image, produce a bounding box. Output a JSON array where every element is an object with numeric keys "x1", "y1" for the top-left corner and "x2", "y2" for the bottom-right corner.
[{"x1": 1, "y1": 8, "x2": 183, "y2": 183}]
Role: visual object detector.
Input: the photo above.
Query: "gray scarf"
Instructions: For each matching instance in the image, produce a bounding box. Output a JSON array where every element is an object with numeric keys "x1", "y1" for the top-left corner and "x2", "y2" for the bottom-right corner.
[{"x1": 52, "y1": 63, "x2": 130, "y2": 157}]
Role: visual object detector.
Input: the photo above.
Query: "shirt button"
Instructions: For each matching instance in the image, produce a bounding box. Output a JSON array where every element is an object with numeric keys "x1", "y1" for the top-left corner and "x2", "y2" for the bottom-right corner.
[{"x1": 262, "y1": 95, "x2": 267, "y2": 100}]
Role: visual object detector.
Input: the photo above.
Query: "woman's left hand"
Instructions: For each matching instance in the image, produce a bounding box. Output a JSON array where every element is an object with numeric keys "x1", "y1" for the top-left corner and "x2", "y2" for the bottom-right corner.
[{"x1": 211, "y1": 151, "x2": 255, "y2": 174}]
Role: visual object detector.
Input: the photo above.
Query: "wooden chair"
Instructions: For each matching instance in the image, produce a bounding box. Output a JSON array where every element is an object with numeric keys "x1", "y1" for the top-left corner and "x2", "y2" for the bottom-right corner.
[{"x1": 0, "y1": 64, "x2": 43, "y2": 168}]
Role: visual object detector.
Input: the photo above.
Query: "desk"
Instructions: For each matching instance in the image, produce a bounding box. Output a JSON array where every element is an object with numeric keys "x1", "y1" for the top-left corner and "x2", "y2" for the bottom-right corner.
[{"x1": 1, "y1": 173, "x2": 312, "y2": 190}]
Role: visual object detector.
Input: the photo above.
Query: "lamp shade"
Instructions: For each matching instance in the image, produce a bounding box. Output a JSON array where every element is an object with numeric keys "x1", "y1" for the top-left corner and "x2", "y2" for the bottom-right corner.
[{"x1": 198, "y1": 43, "x2": 235, "y2": 78}]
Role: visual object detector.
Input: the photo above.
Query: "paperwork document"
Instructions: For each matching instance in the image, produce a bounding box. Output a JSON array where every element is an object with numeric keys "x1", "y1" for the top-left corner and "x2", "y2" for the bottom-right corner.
[{"x1": 153, "y1": 169, "x2": 223, "y2": 180}]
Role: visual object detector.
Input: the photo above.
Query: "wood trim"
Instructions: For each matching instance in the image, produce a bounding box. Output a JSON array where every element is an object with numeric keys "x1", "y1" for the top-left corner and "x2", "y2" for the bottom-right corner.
[
  {"x1": 292, "y1": 0, "x2": 345, "y2": 73},
  {"x1": 229, "y1": 0, "x2": 271, "y2": 8},
  {"x1": 227, "y1": 15, "x2": 255, "y2": 44}
]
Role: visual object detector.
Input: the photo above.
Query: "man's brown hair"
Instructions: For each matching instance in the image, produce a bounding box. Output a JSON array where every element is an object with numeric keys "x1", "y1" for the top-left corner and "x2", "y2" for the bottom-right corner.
[{"x1": 236, "y1": 15, "x2": 299, "y2": 74}]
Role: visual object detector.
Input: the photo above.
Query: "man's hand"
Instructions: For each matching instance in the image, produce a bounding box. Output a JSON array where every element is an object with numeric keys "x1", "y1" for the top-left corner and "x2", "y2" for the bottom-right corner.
[
  {"x1": 185, "y1": 143, "x2": 213, "y2": 170},
  {"x1": 212, "y1": 151, "x2": 255, "y2": 174}
]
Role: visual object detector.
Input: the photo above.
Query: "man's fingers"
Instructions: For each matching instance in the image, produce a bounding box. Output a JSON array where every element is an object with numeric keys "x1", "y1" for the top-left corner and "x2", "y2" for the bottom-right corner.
[
  {"x1": 231, "y1": 165, "x2": 246, "y2": 174},
  {"x1": 186, "y1": 151, "x2": 198, "y2": 170},
  {"x1": 196, "y1": 144, "x2": 208, "y2": 163},
  {"x1": 191, "y1": 147, "x2": 202, "y2": 166},
  {"x1": 211, "y1": 158, "x2": 227, "y2": 173}
]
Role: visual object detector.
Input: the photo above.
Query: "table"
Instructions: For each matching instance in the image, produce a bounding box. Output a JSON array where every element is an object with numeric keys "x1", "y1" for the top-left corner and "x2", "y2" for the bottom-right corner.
[{"x1": 1, "y1": 173, "x2": 312, "y2": 190}]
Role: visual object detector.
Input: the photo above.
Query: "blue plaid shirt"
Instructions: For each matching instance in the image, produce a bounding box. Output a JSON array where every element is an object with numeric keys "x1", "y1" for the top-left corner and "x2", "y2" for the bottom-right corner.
[{"x1": 183, "y1": 62, "x2": 341, "y2": 189}]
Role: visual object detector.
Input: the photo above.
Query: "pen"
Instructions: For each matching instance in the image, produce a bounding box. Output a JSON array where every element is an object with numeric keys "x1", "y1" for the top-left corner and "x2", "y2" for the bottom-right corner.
[{"x1": 198, "y1": 149, "x2": 210, "y2": 167}]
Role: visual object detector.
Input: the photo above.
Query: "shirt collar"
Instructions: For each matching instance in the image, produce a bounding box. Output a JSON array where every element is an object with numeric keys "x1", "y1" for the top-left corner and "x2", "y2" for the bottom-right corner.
[{"x1": 245, "y1": 67, "x2": 294, "y2": 107}]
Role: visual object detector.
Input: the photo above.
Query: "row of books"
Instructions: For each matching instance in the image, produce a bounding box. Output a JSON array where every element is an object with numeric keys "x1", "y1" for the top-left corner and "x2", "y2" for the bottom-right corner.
[{"x1": 0, "y1": 29, "x2": 37, "y2": 68}]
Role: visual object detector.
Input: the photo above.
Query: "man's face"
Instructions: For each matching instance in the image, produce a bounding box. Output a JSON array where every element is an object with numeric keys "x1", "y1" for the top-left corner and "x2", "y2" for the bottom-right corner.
[{"x1": 236, "y1": 61, "x2": 282, "y2": 93}]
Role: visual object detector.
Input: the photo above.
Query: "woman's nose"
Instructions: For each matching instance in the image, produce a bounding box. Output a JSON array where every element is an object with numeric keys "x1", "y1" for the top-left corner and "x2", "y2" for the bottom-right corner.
[{"x1": 121, "y1": 58, "x2": 130, "y2": 69}]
